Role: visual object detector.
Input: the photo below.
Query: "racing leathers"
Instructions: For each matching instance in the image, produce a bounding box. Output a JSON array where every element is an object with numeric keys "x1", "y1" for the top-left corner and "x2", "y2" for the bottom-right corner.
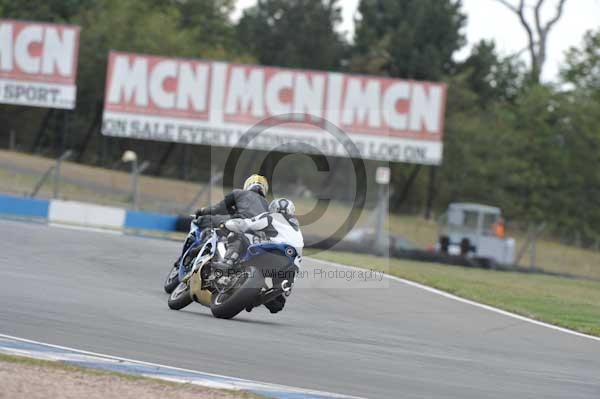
[
  {"x1": 176, "y1": 189, "x2": 268, "y2": 266},
  {"x1": 196, "y1": 189, "x2": 269, "y2": 228}
]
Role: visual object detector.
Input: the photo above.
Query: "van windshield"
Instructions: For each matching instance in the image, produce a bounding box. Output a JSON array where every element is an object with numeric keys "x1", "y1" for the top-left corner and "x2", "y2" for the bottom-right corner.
[
  {"x1": 483, "y1": 213, "x2": 500, "y2": 234},
  {"x1": 463, "y1": 211, "x2": 479, "y2": 229}
]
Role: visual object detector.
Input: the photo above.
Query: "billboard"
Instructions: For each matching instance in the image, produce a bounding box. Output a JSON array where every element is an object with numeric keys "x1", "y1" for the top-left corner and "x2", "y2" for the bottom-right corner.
[
  {"x1": 102, "y1": 51, "x2": 447, "y2": 164},
  {"x1": 0, "y1": 20, "x2": 80, "y2": 109}
]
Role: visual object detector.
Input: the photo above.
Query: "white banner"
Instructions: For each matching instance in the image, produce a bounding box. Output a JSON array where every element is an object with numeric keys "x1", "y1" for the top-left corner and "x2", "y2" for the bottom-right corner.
[
  {"x1": 102, "y1": 52, "x2": 447, "y2": 164},
  {"x1": 0, "y1": 20, "x2": 80, "y2": 109}
]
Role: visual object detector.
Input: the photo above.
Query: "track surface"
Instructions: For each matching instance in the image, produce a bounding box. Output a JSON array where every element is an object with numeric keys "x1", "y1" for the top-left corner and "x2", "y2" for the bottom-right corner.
[{"x1": 0, "y1": 219, "x2": 599, "y2": 398}]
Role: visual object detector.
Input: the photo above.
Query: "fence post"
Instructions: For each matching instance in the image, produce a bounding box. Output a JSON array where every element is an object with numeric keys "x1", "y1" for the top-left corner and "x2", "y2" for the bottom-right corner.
[
  {"x1": 374, "y1": 167, "x2": 390, "y2": 257},
  {"x1": 575, "y1": 231, "x2": 582, "y2": 248},
  {"x1": 132, "y1": 160, "x2": 150, "y2": 210},
  {"x1": 529, "y1": 233, "x2": 536, "y2": 269},
  {"x1": 424, "y1": 166, "x2": 437, "y2": 220},
  {"x1": 53, "y1": 150, "x2": 73, "y2": 199},
  {"x1": 9, "y1": 129, "x2": 15, "y2": 150}
]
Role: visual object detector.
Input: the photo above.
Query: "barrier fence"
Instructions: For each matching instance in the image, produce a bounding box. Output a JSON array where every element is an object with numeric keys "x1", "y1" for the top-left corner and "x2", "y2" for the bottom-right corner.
[{"x1": 0, "y1": 193, "x2": 177, "y2": 232}]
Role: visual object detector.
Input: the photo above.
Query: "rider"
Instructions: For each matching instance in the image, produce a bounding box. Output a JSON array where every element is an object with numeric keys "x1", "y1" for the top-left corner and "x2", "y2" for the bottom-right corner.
[
  {"x1": 175, "y1": 174, "x2": 269, "y2": 266},
  {"x1": 217, "y1": 198, "x2": 304, "y2": 314},
  {"x1": 195, "y1": 174, "x2": 269, "y2": 225}
]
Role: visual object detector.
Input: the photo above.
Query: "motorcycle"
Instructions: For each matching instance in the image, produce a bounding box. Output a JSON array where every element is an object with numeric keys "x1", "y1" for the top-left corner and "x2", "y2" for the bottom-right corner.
[{"x1": 167, "y1": 227, "x2": 301, "y2": 319}]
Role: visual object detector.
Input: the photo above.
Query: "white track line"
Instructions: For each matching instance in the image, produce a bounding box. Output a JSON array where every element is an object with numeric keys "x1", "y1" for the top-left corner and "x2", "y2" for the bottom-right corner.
[
  {"x1": 0, "y1": 333, "x2": 362, "y2": 399},
  {"x1": 48, "y1": 222, "x2": 123, "y2": 235},
  {"x1": 308, "y1": 257, "x2": 600, "y2": 343},
  {"x1": 36, "y1": 220, "x2": 600, "y2": 343}
]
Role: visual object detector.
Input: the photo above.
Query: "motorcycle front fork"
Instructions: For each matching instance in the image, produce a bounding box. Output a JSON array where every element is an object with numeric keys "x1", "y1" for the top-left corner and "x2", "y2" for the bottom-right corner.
[{"x1": 176, "y1": 222, "x2": 206, "y2": 266}]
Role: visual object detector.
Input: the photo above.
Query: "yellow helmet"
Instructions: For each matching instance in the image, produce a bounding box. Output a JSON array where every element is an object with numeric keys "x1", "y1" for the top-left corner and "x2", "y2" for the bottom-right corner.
[{"x1": 243, "y1": 174, "x2": 269, "y2": 197}]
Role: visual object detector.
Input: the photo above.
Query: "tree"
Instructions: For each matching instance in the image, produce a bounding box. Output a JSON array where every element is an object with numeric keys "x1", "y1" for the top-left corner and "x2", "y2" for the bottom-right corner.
[
  {"x1": 351, "y1": 0, "x2": 466, "y2": 80},
  {"x1": 440, "y1": 79, "x2": 559, "y2": 224},
  {"x1": 437, "y1": 73, "x2": 519, "y2": 215},
  {"x1": 236, "y1": 0, "x2": 346, "y2": 70},
  {"x1": 0, "y1": 0, "x2": 247, "y2": 165},
  {"x1": 0, "y1": 0, "x2": 94, "y2": 22},
  {"x1": 557, "y1": 29, "x2": 600, "y2": 242},
  {"x1": 349, "y1": 1, "x2": 466, "y2": 216},
  {"x1": 151, "y1": 0, "x2": 241, "y2": 58},
  {"x1": 493, "y1": 0, "x2": 568, "y2": 83},
  {"x1": 457, "y1": 40, "x2": 526, "y2": 106},
  {"x1": 561, "y1": 29, "x2": 600, "y2": 98}
]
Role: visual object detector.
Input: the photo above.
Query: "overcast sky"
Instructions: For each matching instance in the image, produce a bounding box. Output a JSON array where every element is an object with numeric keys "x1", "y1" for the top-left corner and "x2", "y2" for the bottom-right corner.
[{"x1": 233, "y1": 0, "x2": 600, "y2": 82}]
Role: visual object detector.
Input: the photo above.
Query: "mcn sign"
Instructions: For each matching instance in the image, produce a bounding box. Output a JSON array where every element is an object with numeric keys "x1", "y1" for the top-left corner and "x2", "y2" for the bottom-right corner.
[
  {"x1": 0, "y1": 20, "x2": 80, "y2": 109},
  {"x1": 103, "y1": 52, "x2": 447, "y2": 164}
]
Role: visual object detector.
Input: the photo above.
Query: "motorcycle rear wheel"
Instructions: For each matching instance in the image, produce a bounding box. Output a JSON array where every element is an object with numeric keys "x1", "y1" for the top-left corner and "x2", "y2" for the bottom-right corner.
[
  {"x1": 210, "y1": 266, "x2": 262, "y2": 319},
  {"x1": 168, "y1": 282, "x2": 193, "y2": 310}
]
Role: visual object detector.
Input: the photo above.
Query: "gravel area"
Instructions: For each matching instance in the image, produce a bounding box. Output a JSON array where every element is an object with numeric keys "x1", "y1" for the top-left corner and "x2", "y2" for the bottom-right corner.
[{"x1": 0, "y1": 359, "x2": 257, "y2": 399}]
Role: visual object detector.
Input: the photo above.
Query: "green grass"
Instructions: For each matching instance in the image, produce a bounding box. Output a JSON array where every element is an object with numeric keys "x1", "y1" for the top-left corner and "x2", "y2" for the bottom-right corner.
[
  {"x1": 2, "y1": 149, "x2": 600, "y2": 278},
  {"x1": 0, "y1": 167, "x2": 133, "y2": 208},
  {"x1": 0, "y1": 352, "x2": 263, "y2": 398},
  {"x1": 308, "y1": 250, "x2": 600, "y2": 337}
]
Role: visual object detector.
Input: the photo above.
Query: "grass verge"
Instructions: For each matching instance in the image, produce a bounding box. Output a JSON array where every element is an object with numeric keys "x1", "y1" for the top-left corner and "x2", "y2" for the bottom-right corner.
[
  {"x1": 0, "y1": 352, "x2": 263, "y2": 398},
  {"x1": 2, "y1": 149, "x2": 600, "y2": 279},
  {"x1": 308, "y1": 250, "x2": 600, "y2": 337}
]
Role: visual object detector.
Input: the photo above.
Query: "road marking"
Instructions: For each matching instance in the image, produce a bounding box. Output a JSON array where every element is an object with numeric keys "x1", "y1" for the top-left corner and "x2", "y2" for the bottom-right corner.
[
  {"x1": 14, "y1": 218, "x2": 600, "y2": 344},
  {"x1": 308, "y1": 257, "x2": 600, "y2": 343},
  {"x1": 0, "y1": 334, "x2": 362, "y2": 399},
  {"x1": 48, "y1": 222, "x2": 124, "y2": 235}
]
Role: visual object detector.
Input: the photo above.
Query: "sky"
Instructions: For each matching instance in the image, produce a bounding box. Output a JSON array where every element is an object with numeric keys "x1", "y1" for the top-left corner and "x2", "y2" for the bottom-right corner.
[{"x1": 232, "y1": 0, "x2": 600, "y2": 82}]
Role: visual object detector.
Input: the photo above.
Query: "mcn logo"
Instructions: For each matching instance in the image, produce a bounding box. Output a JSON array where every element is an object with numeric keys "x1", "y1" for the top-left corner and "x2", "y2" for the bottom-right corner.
[
  {"x1": 102, "y1": 52, "x2": 447, "y2": 164},
  {"x1": 0, "y1": 20, "x2": 79, "y2": 83},
  {"x1": 0, "y1": 20, "x2": 80, "y2": 109},
  {"x1": 105, "y1": 52, "x2": 446, "y2": 140}
]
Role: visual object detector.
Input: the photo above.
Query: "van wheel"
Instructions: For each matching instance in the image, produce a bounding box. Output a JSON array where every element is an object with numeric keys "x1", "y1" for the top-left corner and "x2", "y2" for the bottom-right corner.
[
  {"x1": 460, "y1": 238, "x2": 471, "y2": 256},
  {"x1": 439, "y1": 236, "x2": 450, "y2": 253}
]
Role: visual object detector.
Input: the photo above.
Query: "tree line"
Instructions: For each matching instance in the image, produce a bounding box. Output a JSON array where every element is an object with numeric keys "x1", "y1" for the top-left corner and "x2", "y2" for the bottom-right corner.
[{"x1": 0, "y1": 0, "x2": 599, "y2": 245}]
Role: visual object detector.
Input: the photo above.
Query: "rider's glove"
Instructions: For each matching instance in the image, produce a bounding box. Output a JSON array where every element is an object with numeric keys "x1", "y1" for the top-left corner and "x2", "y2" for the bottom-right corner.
[{"x1": 195, "y1": 207, "x2": 207, "y2": 218}]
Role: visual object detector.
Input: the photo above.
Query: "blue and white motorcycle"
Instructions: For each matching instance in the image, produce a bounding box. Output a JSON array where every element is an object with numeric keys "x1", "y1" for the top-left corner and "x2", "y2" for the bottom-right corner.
[{"x1": 166, "y1": 226, "x2": 301, "y2": 319}]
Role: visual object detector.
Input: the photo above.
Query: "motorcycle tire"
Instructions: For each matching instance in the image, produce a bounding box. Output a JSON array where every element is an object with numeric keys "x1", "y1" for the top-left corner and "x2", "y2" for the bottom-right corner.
[
  {"x1": 168, "y1": 282, "x2": 193, "y2": 310},
  {"x1": 210, "y1": 266, "x2": 262, "y2": 319},
  {"x1": 163, "y1": 264, "x2": 180, "y2": 294}
]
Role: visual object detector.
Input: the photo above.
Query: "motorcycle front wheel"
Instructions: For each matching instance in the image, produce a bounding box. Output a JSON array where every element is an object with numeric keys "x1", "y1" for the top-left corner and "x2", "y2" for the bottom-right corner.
[
  {"x1": 210, "y1": 266, "x2": 263, "y2": 319},
  {"x1": 163, "y1": 264, "x2": 180, "y2": 294},
  {"x1": 168, "y1": 282, "x2": 193, "y2": 310}
]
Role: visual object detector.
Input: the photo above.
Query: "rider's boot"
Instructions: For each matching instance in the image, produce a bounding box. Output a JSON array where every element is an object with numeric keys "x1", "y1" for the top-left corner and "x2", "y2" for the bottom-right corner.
[
  {"x1": 212, "y1": 258, "x2": 239, "y2": 276},
  {"x1": 265, "y1": 295, "x2": 286, "y2": 314},
  {"x1": 212, "y1": 232, "x2": 246, "y2": 275},
  {"x1": 212, "y1": 243, "x2": 241, "y2": 276}
]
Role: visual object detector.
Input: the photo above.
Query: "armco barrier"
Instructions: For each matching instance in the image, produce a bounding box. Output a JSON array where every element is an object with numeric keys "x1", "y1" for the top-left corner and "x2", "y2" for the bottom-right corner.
[
  {"x1": 125, "y1": 210, "x2": 178, "y2": 231},
  {"x1": 49, "y1": 200, "x2": 126, "y2": 229},
  {"x1": 0, "y1": 193, "x2": 178, "y2": 232},
  {"x1": 0, "y1": 194, "x2": 49, "y2": 218}
]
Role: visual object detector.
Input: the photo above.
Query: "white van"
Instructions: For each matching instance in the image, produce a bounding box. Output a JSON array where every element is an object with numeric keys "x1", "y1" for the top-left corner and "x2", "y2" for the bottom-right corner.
[{"x1": 438, "y1": 203, "x2": 515, "y2": 266}]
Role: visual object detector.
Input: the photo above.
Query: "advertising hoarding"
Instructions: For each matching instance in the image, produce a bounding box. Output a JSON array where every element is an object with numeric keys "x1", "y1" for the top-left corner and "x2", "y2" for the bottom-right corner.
[
  {"x1": 0, "y1": 20, "x2": 80, "y2": 109},
  {"x1": 102, "y1": 51, "x2": 447, "y2": 164}
]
